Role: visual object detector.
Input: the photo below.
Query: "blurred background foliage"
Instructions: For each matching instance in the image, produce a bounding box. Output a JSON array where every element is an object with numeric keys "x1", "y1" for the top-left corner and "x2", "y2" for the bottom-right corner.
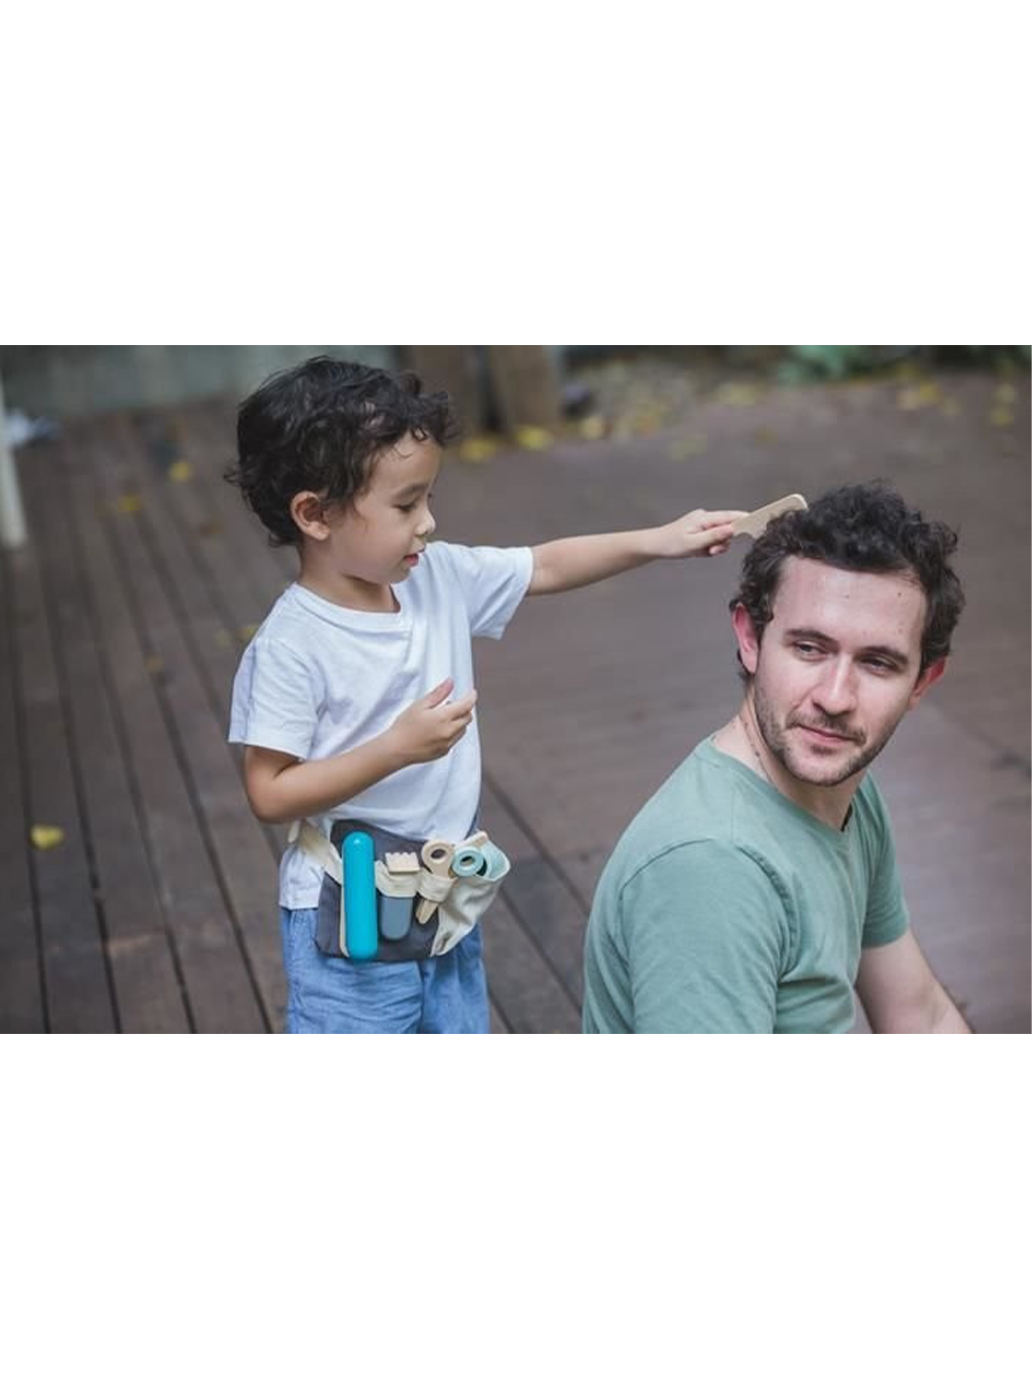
[
  {"x1": 1, "y1": 345, "x2": 1028, "y2": 436},
  {"x1": 776, "y1": 344, "x2": 1031, "y2": 382}
]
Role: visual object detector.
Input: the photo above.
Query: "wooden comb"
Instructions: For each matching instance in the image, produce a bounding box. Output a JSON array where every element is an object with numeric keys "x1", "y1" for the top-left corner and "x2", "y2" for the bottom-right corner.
[{"x1": 731, "y1": 493, "x2": 807, "y2": 539}]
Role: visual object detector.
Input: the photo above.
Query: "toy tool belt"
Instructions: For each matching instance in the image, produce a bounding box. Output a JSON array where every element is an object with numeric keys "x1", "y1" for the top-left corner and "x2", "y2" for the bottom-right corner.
[{"x1": 291, "y1": 817, "x2": 510, "y2": 963}]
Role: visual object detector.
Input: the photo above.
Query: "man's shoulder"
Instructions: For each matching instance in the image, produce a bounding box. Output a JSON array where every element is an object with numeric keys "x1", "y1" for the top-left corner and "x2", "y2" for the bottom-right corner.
[{"x1": 599, "y1": 743, "x2": 753, "y2": 882}]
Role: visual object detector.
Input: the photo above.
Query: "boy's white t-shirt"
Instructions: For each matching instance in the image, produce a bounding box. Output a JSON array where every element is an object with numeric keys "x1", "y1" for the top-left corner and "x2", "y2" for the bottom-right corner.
[{"x1": 228, "y1": 541, "x2": 534, "y2": 910}]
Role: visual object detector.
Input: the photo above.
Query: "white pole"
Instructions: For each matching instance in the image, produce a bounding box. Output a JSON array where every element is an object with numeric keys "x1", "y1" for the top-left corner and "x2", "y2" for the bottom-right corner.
[{"x1": 0, "y1": 370, "x2": 28, "y2": 549}]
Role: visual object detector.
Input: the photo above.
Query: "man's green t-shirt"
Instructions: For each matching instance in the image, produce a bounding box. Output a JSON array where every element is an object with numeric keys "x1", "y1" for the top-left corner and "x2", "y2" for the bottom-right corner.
[{"x1": 582, "y1": 738, "x2": 909, "y2": 1033}]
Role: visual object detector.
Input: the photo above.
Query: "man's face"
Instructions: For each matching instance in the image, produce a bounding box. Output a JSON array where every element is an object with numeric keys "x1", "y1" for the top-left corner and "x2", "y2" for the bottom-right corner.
[{"x1": 736, "y1": 557, "x2": 943, "y2": 788}]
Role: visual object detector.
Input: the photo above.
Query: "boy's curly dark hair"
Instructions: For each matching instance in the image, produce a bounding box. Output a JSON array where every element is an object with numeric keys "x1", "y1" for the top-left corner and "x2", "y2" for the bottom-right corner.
[
  {"x1": 730, "y1": 481, "x2": 965, "y2": 679},
  {"x1": 226, "y1": 355, "x2": 459, "y2": 547}
]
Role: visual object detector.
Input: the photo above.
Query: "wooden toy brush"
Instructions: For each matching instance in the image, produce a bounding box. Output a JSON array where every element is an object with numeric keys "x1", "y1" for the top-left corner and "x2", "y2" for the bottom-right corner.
[{"x1": 731, "y1": 493, "x2": 807, "y2": 539}]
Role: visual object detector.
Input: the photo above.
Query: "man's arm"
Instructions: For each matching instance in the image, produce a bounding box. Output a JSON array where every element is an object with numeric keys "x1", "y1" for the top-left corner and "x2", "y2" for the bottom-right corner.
[
  {"x1": 856, "y1": 931, "x2": 971, "y2": 1033},
  {"x1": 527, "y1": 509, "x2": 744, "y2": 595}
]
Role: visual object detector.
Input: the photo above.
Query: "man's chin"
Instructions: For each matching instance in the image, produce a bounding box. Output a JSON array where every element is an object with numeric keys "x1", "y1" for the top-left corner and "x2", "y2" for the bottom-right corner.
[{"x1": 781, "y1": 743, "x2": 870, "y2": 789}]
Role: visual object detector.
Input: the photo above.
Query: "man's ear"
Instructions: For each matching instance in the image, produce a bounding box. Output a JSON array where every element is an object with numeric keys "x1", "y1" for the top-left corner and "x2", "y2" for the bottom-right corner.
[
  {"x1": 290, "y1": 491, "x2": 330, "y2": 541},
  {"x1": 907, "y1": 656, "x2": 946, "y2": 710},
  {"x1": 731, "y1": 602, "x2": 762, "y2": 676}
]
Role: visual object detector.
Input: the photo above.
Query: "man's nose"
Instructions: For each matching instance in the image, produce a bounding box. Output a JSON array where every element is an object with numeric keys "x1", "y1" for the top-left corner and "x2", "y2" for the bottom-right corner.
[{"x1": 812, "y1": 659, "x2": 858, "y2": 717}]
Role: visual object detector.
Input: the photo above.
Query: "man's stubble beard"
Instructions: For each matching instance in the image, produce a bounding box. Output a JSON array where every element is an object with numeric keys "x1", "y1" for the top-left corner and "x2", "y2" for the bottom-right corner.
[{"x1": 750, "y1": 673, "x2": 903, "y2": 789}]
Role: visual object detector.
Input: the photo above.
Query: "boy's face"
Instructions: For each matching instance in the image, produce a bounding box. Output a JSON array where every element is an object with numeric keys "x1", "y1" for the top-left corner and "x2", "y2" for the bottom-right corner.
[{"x1": 324, "y1": 433, "x2": 441, "y2": 587}]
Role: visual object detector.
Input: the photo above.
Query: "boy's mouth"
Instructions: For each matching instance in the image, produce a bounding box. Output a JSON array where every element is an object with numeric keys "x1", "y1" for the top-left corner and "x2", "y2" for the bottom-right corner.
[{"x1": 404, "y1": 553, "x2": 420, "y2": 566}]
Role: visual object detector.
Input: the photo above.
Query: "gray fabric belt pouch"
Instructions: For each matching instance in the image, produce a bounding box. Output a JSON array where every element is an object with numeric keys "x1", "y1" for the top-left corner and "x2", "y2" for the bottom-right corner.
[{"x1": 315, "y1": 818, "x2": 437, "y2": 963}]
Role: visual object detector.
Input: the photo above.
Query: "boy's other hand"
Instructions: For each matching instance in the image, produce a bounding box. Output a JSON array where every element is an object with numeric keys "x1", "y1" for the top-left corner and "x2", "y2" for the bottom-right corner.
[
  {"x1": 388, "y1": 677, "x2": 478, "y2": 764},
  {"x1": 651, "y1": 509, "x2": 747, "y2": 559}
]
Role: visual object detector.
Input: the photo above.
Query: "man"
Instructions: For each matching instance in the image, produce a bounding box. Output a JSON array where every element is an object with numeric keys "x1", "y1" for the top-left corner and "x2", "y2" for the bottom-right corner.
[{"x1": 583, "y1": 481, "x2": 971, "y2": 1033}]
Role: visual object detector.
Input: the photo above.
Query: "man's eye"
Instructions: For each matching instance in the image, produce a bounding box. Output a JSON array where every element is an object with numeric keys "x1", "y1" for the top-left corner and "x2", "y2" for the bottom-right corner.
[
  {"x1": 865, "y1": 658, "x2": 895, "y2": 673},
  {"x1": 795, "y1": 642, "x2": 821, "y2": 656}
]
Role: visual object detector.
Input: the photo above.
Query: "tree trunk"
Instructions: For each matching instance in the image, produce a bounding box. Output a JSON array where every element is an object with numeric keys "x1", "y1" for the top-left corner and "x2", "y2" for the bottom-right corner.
[{"x1": 485, "y1": 346, "x2": 561, "y2": 432}]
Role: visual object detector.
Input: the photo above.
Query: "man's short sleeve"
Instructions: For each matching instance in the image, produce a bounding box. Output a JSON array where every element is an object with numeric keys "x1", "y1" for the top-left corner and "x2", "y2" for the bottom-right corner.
[
  {"x1": 228, "y1": 636, "x2": 321, "y2": 759},
  {"x1": 622, "y1": 842, "x2": 787, "y2": 1033},
  {"x1": 432, "y1": 543, "x2": 533, "y2": 639}
]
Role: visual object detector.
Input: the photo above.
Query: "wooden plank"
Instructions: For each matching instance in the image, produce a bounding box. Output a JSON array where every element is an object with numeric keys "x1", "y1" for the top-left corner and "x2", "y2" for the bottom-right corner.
[
  {"x1": 479, "y1": 772, "x2": 589, "y2": 1007},
  {"x1": 41, "y1": 434, "x2": 190, "y2": 1033},
  {"x1": 125, "y1": 406, "x2": 291, "y2": 866},
  {"x1": 61, "y1": 422, "x2": 268, "y2": 1033},
  {"x1": 13, "y1": 445, "x2": 117, "y2": 1032},
  {"x1": 0, "y1": 548, "x2": 46, "y2": 1031},
  {"x1": 489, "y1": 998, "x2": 511, "y2": 1034},
  {"x1": 500, "y1": 856, "x2": 588, "y2": 1007},
  {"x1": 482, "y1": 893, "x2": 581, "y2": 1034},
  {"x1": 98, "y1": 411, "x2": 289, "y2": 1025},
  {"x1": 93, "y1": 415, "x2": 286, "y2": 1027}
]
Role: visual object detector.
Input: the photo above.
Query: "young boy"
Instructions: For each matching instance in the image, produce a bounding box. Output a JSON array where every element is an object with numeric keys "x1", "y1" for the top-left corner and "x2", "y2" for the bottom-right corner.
[{"x1": 227, "y1": 355, "x2": 743, "y2": 1033}]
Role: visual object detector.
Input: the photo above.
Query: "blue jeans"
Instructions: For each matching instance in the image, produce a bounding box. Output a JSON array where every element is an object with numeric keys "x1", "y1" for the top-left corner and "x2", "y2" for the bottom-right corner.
[{"x1": 279, "y1": 907, "x2": 490, "y2": 1033}]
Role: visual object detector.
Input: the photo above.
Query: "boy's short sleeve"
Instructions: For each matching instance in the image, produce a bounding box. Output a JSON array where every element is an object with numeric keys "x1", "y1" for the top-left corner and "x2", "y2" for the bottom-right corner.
[
  {"x1": 228, "y1": 636, "x2": 321, "y2": 759},
  {"x1": 432, "y1": 543, "x2": 533, "y2": 639}
]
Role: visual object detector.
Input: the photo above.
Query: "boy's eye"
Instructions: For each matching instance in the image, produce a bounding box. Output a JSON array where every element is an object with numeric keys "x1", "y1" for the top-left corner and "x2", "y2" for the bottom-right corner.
[{"x1": 397, "y1": 490, "x2": 433, "y2": 514}]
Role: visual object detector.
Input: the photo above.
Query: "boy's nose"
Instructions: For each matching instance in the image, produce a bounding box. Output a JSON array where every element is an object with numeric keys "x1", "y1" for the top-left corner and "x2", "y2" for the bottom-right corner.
[{"x1": 417, "y1": 509, "x2": 436, "y2": 539}]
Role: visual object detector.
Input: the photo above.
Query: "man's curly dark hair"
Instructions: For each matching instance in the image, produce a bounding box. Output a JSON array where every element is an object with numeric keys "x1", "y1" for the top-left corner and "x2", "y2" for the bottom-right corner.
[
  {"x1": 226, "y1": 356, "x2": 459, "y2": 548},
  {"x1": 730, "y1": 481, "x2": 965, "y2": 679}
]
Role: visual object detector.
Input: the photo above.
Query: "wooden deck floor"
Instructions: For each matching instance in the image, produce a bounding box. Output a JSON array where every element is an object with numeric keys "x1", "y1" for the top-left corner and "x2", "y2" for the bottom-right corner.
[{"x1": 2, "y1": 369, "x2": 1029, "y2": 1032}]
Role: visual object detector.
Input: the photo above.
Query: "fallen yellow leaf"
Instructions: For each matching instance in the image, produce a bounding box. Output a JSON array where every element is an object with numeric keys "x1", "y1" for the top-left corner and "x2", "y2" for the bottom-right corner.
[
  {"x1": 31, "y1": 825, "x2": 65, "y2": 851},
  {"x1": 514, "y1": 426, "x2": 552, "y2": 451},
  {"x1": 458, "y1": 436, "x2": 499, "y2": 463},
  {"x1": 168, "y1": 460, "x2": 193, "y2": 483},
  {"x1": 238, "y1": 624, "x2": 259, "y2": 643},
  {"x1": 897, "y1": 382, "x2": 943, "y2": 411},
  {"x1": 115, "y1": 494, "x2": 143, "y2": 514},
  {"x1": 988, "y1": 407, "x2": 1014, "y2": 428},
  {"x1": 579, "y1": 415, "x2": 607, "y2": 440},
  {"x1": 145, "y1": 655, "x2": 163, "y2": 674},
  {"x1": 714, "y1": 383, "x2": 762, "y2": 407}
]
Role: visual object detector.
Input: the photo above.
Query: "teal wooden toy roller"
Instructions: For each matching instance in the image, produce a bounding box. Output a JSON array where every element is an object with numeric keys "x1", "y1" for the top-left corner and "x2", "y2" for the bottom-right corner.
[
  {"x1": 450, "y1": 840, "x2": 507, "y2": 881},
  {"x1": 452, "y1": 845, "x2": 488, "y2": 877},
  {"x1": 343, "y1": 831, "x2": 378, "y2": 961}
]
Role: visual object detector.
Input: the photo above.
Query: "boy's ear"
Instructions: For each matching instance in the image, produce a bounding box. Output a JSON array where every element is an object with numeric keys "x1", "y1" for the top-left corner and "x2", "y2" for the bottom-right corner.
[
  {"x1": 290, "y1": 491, "x2": 330, "y2": 540},
  {"x1": 731, "y1": 602, "x2": 761, "y2": 675}
]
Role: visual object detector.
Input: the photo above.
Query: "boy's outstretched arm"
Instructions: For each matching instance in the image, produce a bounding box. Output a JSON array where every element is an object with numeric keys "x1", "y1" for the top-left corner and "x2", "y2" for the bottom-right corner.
[{"x1": 527, "y1": 509, "x2": 746, "y2": 595}]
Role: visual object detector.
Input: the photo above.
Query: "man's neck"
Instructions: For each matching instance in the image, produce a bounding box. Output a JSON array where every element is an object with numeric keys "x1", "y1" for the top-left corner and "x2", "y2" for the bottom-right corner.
[{"x1": 712, "y1": 699, "x2": 860, "y2": 831}]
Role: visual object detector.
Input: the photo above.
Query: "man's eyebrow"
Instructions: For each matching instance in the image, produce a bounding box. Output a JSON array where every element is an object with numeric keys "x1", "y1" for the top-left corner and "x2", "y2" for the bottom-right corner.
[{"x1": 784, "y1": 627, "x2": 911, "y2": 666}]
